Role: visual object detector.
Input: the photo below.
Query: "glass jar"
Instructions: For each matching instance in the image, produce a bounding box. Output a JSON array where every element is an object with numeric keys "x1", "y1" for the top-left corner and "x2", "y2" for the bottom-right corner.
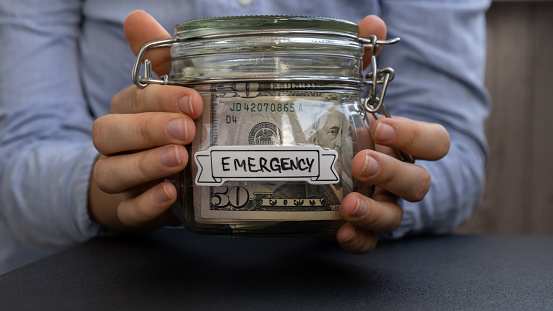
[{"x1": 131, "y1": 15, "x2": 398, "y2": 237}]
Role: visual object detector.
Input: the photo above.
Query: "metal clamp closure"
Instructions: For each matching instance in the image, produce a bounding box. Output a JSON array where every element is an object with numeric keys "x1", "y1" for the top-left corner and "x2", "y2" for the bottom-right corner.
[{"x1": 132, "y1": 38, "x2": 177, "y2": 87}]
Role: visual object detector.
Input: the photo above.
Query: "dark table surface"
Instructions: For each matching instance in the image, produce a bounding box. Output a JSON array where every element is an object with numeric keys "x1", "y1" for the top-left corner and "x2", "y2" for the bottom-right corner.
[{"x1": 1, "y1": 228, "x2": 552, "y2": 310}]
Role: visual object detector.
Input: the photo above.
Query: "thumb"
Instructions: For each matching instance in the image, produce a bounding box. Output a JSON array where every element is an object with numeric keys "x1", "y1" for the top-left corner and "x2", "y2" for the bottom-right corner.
[
  {"x1": 124, "y1": 10, "x2": 172, "y2": 76},
  {"x1": 358, "y1": 15, "x2": 387, "y2": 70}
]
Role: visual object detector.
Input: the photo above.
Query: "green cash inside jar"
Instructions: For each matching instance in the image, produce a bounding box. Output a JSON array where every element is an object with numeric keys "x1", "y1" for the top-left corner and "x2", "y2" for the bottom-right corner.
[{"x1": 166, "y1": 16, "x2": 374, "y2": 237}]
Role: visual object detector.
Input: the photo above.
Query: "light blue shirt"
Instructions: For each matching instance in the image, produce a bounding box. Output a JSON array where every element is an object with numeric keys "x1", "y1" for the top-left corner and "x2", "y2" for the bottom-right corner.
[{"x1": 0, "y1": 0, "x2": 490, "y2": 274}]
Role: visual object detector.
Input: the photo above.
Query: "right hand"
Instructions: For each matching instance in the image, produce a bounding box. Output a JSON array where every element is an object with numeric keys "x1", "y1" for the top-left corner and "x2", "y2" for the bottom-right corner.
[{"x1": 89, "y1": 10, "x2": 203, "y2": 231}]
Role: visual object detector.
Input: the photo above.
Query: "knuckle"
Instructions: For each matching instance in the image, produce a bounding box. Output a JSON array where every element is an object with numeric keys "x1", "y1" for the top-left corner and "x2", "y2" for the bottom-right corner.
[
  {"x1": 137, "y1": 84, "x2": 169, "y2": 113},
  {"x1": 134, "y1": 152, "x2": 154, "y2": 182},
  {"x1": 139, "y1": 84, "x2": 164, "y2": 112},
  {"x1": 131, "y1": 87, "x2": 144, "y2": 113},
  {"x1": 136, "y1": 115, "x2": 154, "y2": 143},
  {"x1": 110, "y1": 85, "x2": 135, "y2": 113},
  {"x1": 381, "y1": 161, "x2": 398, "y2": 186},
  {"x1": 404, "y1": 125, "x2": 422, "y2": 149}
]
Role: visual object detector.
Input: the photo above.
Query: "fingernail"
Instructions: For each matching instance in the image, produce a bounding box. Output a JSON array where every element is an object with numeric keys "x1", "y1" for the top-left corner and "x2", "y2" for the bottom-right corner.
[
  {"x1": 177, "y1": 96, "x2": 193, "y2": 115},
  {"x1": 350, "y1": 197, "x2": 368, "y2": 217},
  {"x1": 375, "y1": 123, "x2": 394, "y2": 142},
  {"x1": 154, "y1": 184, "x2": 172, "y2": 203},
  {"x1": 360, "y1": 154, "x2": 379, "y2": 177},
  {"x1": 160, "y1": 145, "x2": 182, "y2": 167},
  {"x1": 166, "y1": 119, "x2": 188, "y2": 141},
  {"x1": 344, "y1": 227, "x2": 357, "y2": 244}
]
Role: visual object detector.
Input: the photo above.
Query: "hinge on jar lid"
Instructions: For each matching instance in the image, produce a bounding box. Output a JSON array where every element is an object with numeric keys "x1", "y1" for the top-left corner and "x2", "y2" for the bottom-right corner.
[{"x1": 131, "y1": 38, "x2": 177, "y2": 87}]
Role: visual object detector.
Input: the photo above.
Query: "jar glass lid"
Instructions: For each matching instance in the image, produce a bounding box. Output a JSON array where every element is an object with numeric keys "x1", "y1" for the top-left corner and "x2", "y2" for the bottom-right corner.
[{"x1": 174, "y1": 15, "x2": 359, "y2": 39}]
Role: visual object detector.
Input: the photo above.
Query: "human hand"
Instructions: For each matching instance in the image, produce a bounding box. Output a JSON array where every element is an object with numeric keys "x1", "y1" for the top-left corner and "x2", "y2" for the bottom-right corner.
[
  {"x1": 89, "y1": 11, "x2": 203, "y2": 231},
  {"x1": 335, "y1": 16, "x2": 451, "y2": 253},
  {"x1": 337, "y1": 115, "x2": 450, "y2": 253}
]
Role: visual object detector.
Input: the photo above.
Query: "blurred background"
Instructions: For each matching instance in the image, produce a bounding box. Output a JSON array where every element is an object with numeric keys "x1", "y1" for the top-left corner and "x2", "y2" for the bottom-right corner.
[{"x1": 458, "y1": 0, "x2": 553, "y2": 234}]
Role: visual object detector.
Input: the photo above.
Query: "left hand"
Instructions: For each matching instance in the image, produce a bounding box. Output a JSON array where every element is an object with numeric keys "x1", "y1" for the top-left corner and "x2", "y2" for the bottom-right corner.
[
  {"x1": 334, "y1": 15, "x2": 450, "y2": 254},
  {"x1": 337, "y1": 115, "x2": 450, "y2": 253}
]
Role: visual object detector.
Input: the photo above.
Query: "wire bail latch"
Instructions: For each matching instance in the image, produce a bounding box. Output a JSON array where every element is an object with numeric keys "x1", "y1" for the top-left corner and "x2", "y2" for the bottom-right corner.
[
  {"x1": 360, "y1": 35, "x2": 414, "y2": 163},
  {"x1": 131, "y1": 38, "x2": 177, "y2": 87}
]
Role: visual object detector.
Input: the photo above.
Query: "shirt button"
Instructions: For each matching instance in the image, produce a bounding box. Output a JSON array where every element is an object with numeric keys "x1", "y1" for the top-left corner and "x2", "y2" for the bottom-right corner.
[{"x1": 238, "y1": 0, "x2": 253, "y2": 5}]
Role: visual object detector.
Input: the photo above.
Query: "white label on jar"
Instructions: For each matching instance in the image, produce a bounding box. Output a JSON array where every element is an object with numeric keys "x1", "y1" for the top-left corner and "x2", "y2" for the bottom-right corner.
[{"x1": 195, "y1": 145, "x2": 339, "y2": 186}]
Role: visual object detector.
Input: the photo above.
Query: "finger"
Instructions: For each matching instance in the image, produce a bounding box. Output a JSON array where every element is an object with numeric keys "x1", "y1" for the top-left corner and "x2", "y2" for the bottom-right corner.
[
  {"x1": 93, "y1": 144, "x2": 188, "y2": 193},
  {"x1": 92, "y1": 112, "x2": 195, "y2": 155},
  {"x1": 339, "y1": 192, "x2": 402, "y2": 234},
  {"x1": 358, "y1": 15, "x2": 387, "y2": 70},
  {"x1": 372, "y1": 117, "x2": 450, "y2": 161},
  {"x1": 336, "y1": 222, "x2": 378, "y2": 254},
  {"x1": 111, "y1": 84, "x2": 203, "y2": 118},
  {"x1": 124, "y1": 10, "x2": 172, "y2": 76},
  {"x1": 352, "y1": 150, "x2": 431, "y2": 202},
  {"x1": 117, "y1": 181, "x2": 178, "y2": 227}
]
